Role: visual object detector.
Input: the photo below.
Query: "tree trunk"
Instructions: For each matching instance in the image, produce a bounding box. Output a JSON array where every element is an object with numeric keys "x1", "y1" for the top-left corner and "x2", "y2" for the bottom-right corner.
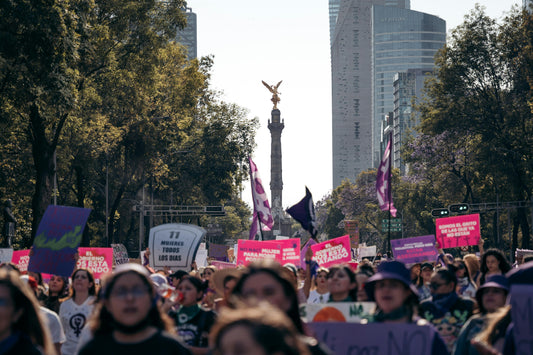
[
  {"x1": 519, "y1": 207, "x2": 531, "y2": 249},
  {"x1": 511, "y1": 215, "x2": 519, "y2": 264},
  {"x1": 29, "y1": 105, "x2": 55, "y2": 245}
]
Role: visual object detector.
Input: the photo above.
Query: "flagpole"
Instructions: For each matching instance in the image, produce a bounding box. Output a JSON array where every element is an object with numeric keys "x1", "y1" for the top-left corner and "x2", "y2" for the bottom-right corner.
[
  {"x1": 258, "y1": 218, "x2": 264, "y2": 241},
  {"x1": 387, "y1": 132, "x2": 393, "y2": 255}
]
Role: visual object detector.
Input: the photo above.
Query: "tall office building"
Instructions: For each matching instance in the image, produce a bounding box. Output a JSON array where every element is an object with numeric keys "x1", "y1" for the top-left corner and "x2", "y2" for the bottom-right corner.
[
  {"x1": 176, "y1": 7, "x2": 197, "y2": 60},
  {"x1": 329, "y1": 0, "x2": 341, "y2": 46},
  {"x1": 331, "y1": 0, "x2": 444, "y2": 188},
  {"x1": 392, "y1": 68, "x2": 432, "y2": 174}
]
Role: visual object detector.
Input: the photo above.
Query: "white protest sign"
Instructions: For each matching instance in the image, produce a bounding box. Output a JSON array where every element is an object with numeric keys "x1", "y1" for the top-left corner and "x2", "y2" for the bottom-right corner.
[
  {"x1": 149, "y1": 223, "x2": 205, "y2": 270},
  {"x1": 300, "y1": 302, "x2": 375, "y2": 323},
  {"x1": 0, "y1": 248, "x2": 13, "y2": 264},
  {"x1": 359, "y1": 245, "x2": 377, "y2": 258},
  {"x1": 195, "y1": 248, "x2": 208, "y2": 267},
  {"x1": 111, "y1": 243, "x2": 129, "y2": 265}
]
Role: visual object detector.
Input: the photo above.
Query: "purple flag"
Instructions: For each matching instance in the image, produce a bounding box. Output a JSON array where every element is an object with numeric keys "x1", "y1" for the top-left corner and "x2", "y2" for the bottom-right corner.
[
  {"x1": 249, "y1": 157, "x2": 274, "y2": 240},
  {"x1": 376, "y1": 134, "x2": 397, "y2": 217},
  {"x1": 286, "y1": 187, "x2": 317, "y2": 238}
]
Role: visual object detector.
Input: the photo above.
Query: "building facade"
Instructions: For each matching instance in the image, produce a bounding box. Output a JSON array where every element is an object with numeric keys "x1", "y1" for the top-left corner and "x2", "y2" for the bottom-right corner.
[{"x1": 176, "y1": 7, "x2": 197, "y2": 60}]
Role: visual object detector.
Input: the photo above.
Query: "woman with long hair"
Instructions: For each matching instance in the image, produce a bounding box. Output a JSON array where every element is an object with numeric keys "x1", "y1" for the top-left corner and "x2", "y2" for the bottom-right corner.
[
  {"x1": 363, "y1": 261, "x2": 447, "y2": 355},
  {"x1": 419, "y1": 267, "x2": 475, "y2": 353},
  {"x1": 42, "y1": 275, "x2": 69, "y2": 314},
  {"x1": 59, "y1": 268, "x2": 96, "y2": 355},
  {"x1": 78, "y1": 263, "x2": 191, "y2": 355},
  {"x1": 210, "y1": 302, "x2": 311, "y2": 355},
  {"x1": 0, "y1": 268, "x2": 54, "y2": 355},
  {"x1": 231, "y1": 259, "x2": 331, "y2": 355},
  {"x1": 452, "y1": 258, "x2": 477, "y2": 299},
  {"x1": 326, "y1": 264, "x2": 358, "y2": 302},
  {"x1": 479, "y1": 249, "x2": 511, "y2": 286},
  {"x1": 463, "y1": 254, "x2": 482, "y2": 287}
]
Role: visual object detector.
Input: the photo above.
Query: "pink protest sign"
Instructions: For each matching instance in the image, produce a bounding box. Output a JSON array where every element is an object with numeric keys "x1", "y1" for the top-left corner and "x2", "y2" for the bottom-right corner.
[
  {"x1": 236, "y1": 240, "x2": 282, "y2": 266},
  {"x1": 311, "y1": 235, "x2": 351, "y2": 268},
  {"x1": 11, "y1": 249, "x2": 30, "y2": 272},
  {"x1": 76, "y1": 248, "x2": 113, "y2": 278},
  {"x1": 436, "y1": 214, "x2": 480, "y2": 249},
  {"x1": 279, "y1": 238, "x2": 301, "y2": 266},
  {"x1": 210, "y1": 260, "x2": 236, "y2": 269}
]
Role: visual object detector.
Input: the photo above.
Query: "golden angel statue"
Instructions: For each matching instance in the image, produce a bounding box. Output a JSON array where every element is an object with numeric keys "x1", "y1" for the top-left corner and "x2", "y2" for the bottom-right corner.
[{"x1": 262, "y1": 80, "x2": 283, "y2": 109}]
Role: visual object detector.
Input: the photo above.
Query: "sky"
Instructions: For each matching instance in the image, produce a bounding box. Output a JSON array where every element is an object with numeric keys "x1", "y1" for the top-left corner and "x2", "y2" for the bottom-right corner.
[{"x1": 187, "y1": 0, "x2": 521, "y2": 211}]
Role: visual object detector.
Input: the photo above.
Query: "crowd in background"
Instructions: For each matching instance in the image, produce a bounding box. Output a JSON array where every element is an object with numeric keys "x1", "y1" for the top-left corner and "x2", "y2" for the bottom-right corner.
[{"x1": 0, "y1": 241, "x2": 532, "y2": 355}]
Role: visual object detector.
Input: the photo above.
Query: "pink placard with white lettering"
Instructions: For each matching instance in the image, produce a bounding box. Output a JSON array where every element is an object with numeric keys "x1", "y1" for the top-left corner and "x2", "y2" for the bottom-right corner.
[
  {"x1": 11, "y1": 249, "x2": 30, "y2": 272},
  {"x1": 310, "y1": 235, "x2": 351, "y2": 268},
  {"x1": 76, "y1": 247, "x2": 113, "y2": 279},
  {"x1": 436, "y1": 214, "x2": 480, "y2": 249},
  {"x1": 236, "y1": 240, "x2": 283, "y2": 266}
]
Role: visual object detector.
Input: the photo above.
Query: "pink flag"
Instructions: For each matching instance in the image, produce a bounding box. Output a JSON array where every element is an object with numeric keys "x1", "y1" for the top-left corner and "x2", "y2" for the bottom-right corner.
[
  {"x1": 376, "y1": 134, "x2": 397, "y2": 217},
  {"x1": 249, "y1": 157, "x2": 274, "y2": 239}
]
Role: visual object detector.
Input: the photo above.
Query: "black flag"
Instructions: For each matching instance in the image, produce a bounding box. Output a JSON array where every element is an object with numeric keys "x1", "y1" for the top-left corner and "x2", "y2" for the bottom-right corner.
[{"x1": 286, "y1": 187, "x2": 317, "y2": 239}]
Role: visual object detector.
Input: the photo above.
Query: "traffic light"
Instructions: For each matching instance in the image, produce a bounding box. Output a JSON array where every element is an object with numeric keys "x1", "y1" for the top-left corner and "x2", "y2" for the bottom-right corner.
[
  {"x1": 431, "y1": 208, "x2": 449, "y2": 217},
  {"x1": 449, "y1": 203, "x2": 469, "y2": 213}
]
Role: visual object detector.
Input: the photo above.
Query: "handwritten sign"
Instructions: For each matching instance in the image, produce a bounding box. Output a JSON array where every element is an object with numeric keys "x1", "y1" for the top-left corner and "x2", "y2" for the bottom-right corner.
[
  {"x1": 149, "y1": 224, "x2": 205, "y2": 270},
  {"x1": 300, "y1": 302, "x2": 374, "y2": 323},
  {"x1": 12, "y1": 249, "x2": 30, "y2": 272},
  {"x1": 111, "y1": 243, "x2": 129, "y2": 265},
  {"x1": 28, "y1": 205, "x2": 91, "y2": 277},
  {"x1": 0, "y1": 249, "x2": 13, "y2": 264},
  {"x1": 391, "y1": 235, "x2": 437, "y2": 264},
  {"x1": 436, "y1": 214, "x2": 480, "y2": 249},
  {"x1": 311, "y1": 235, "x2": 351, "y2": 268},
  {"x1": 76, "y1": 248, "x2": 113, "y2": 278},
  {"x1": 510, "y1": 285, "x2": 533, "y2": 354},
  {"x1": 308, "y1": 322, "x2": 431, "y2": 355}
]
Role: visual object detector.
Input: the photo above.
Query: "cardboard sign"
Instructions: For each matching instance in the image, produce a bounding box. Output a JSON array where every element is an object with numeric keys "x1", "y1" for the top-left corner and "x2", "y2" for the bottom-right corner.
[
  {"x1": 76, "y1": 248, "x2": 113, "y2": 278},
  {"x1": 300, "y1": 302, "x2": 374, "y2": 323},
  {"x1": 309, "y1": 322, "x2": 432, "y2": 355},
  {"x1": 510, "y1": 285, "x2": 533, "y2": 354},
  {"x1": 0, "y1": 248, "x2": 13, "y2": 264},
  {"x1": 111, "y1": 243, "x2": 129, "y2": 265},
  {"x1": 311, "y1": 235, "x2": 351, "y2": 268},
  {"x1": 12, "y1": 249, "x2": 30, "y2": 272},
  {"x1": 391, "y1": 235, "x2": 437, "y2": 264},
  {"x1": 149, "y1": 224, "x2": 205, "y2": 270},
  {"x1": 435, "y1": 214, "x2": 480, "y2": 249},
  {"x1": 28, "y1": 205, "x2": 91, "y2": 277}
]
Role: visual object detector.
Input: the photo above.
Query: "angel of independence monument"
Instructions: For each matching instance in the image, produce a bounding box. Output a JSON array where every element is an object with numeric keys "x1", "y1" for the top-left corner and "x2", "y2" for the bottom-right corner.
[{"x1": 262, "y1": 80, "x2": 292, "y2": 238}]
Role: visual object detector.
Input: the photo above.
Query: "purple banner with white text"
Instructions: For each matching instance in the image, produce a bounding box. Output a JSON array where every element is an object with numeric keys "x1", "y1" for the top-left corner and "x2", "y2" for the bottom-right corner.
[{"x1": 391, "y1": 235, "x2": 437, "y2": 265}]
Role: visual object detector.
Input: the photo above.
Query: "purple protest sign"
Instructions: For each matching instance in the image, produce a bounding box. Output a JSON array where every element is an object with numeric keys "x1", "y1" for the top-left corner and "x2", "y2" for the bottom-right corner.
[
  {"x1": 209, "y1": 243, "x2": 228, "y2": 261},
  {"x1": 28, "y1": 205, "x2": 91, "y2": 277},
  {"x1": 308, "y1": 322, "x2": 431, "y2": 355},
  {"x1": 391, "y1": 235, "x2": 438, "y2": 264}
]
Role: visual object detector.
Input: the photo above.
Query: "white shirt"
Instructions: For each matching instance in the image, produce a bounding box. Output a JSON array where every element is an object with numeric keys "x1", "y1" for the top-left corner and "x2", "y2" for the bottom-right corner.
[
  {"x1": 40, "y1": 306, "x2": 66, "y2": 345},
  {"x1": 59, "y1": 296, "x2": 95, "y2": 355},
  {"x1": 307, "y1": 290, "x2": 330, "y2": 304}
]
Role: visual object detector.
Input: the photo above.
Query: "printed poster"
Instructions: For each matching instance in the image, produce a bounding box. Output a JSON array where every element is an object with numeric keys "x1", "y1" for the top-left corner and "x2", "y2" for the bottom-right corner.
[
  {"x1": 436, "y1": 214, "x2": 480, "y2": 248},
  {"x1": 311, "y1": 235, "x2": 351, "y2": 268},
  {"x1": 391, "y1": 235, "x2": 437, "y2": 264}
]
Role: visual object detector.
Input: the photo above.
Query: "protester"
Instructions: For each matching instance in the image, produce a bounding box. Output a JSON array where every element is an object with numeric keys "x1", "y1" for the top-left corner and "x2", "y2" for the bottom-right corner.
[
  {"x1": 416, "y1": 262, "x2": 433, "y2": 302},
  {"x1": 0, "y1": 268, "x2": 54, "y2": 355},
  {"x1": 210, "y1": 303, "x2": 311, "y2": 355},
  {"x1": 212, "y1": 267, "x2": 242, "y2": 311},
  {"x1": 78, "y1": 263, "x2": 191, "y2": 355},
  {"x1": 59, "y1": 268, "x2": 96, "y2": 355},
  {"x1": 306, "y1": 267, "x2": 330, "y2": 304},
  {"x1": 355, "y1": 267, "x2": 374, "y2": 302},
  {"x1": 419, "y1": 267, "x2": 475, "y2": 353},
  {"x1": 452, "y1": 258, "x2": 477, "y2": 299},
  {"x1": 169, "y1": 270, "x2": 189, "y2": 288},
  {"x1": 231, "y1": 259, "x2": 331, "y2": 355},
  {"x1": 42, "y1": 275, "x2": 69, "y2": 314},
  {"x1": 363, "y1": 261, "x2": 448, "y2": 355},
  {"x1": 479, "y1": 249, "x2": 511, "y2": 286},
  {"x1": 463, "y1": 254, "x2": 482, "y2": 287},
  {"x1": 454, "y1": 275, "x2": 509, "y2": 355},
  {"x1": 326, "y1": 264, "x2": 357, "y2": 302},
  {"x1": 174, "y1": 275, "x2": 216, "y2": 354}
]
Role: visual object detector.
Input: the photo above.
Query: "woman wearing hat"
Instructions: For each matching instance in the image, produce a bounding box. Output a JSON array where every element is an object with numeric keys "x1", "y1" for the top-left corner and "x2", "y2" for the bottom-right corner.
[
  {"x1": 78, "y1": 263, "x2": 191, "y2": 355},
  {"x1": 364, "y1": 261, "x2": 448, "y2": 355},
  {"x1": 453, "y1": 275, "x2": 509, "y2": 355}
]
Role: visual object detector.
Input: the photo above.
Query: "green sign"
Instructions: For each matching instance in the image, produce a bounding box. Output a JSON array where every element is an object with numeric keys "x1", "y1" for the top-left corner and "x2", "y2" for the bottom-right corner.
[{"x1": 381, "y1": 218, "x2": 402, "y2": 232}]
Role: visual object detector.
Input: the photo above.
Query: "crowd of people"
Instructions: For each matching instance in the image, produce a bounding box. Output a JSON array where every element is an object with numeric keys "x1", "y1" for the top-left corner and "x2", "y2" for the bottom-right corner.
[{"x1": 0, "y1": 242, "x2": 531, "y2": 355}]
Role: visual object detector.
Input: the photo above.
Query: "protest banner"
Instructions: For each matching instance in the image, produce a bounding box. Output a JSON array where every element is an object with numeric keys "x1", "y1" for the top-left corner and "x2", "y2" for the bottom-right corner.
[
  {"x1": 300, "y1": 302, "x2": 374, "y2": 323},
  {"x1": 28, "y1": 205, "x2": 91, "y2": 277},
  {"x1": 391, "y1": 235, "x2": 437, "y2": 264},
  {"x1": 195, "y1": 248, "x2": 208, "y2": 267},
  {"x1": 111, "y1": 243, "x2": 129, "y2": 265},
  {"x1": 0, "y1": 248, "x2": 13, "y2": 264},
  {"x1": 12, "y1": 249, "x2": 30, "y2": 272},
  {"x1": 435, "y1": 214, "x2": 480, "y2": 249},
  {"x1": 149, "y1": 223, "x2": 205, "y2": 270},
  {"x1": 279, "y1": 238, "x2": 301, "y2": 266},
  {"x1": 236, "y1": 239, "x2": 282, "y2": 266},
  {"x1": 76, "y1": 248, "x2": 113, "y2": 278},
  {"x1": 359, "y1": 245, "x2": 377, "y2": 258},
  {"x1": 510, "y1": 285, "x2": 533, "y2": 354},
  {"x1": 308, "y1": 322, "x2": 431, "y2": 355},
  {"x1": 209, "y1": 243, "x2": 228, "y2": 261},
  {"x1": 210, "y1": 260, "x2": 236, "y2": 269},
  {"x1": 311, "y1": 235, "x2": 351, "y2": 268}
]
